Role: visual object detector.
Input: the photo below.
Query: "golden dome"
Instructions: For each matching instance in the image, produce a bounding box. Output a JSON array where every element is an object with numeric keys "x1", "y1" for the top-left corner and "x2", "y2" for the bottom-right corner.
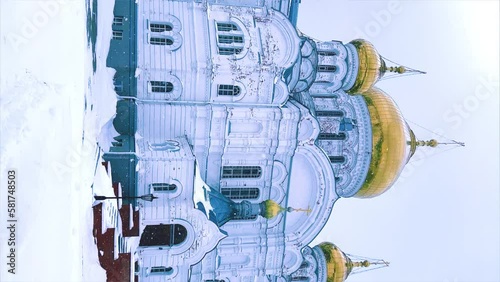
[
  {"x1": 355, "y1": 87, "x2": 412, "y2": 198},
  {"x1": 347, "y1": 39, "x2": 386, "y2": 94},
  {"x1": 261, "y1": 200, "x2": 286, "y2": 219},
  {"x1": 317, "y1": 242, "x2": 353, "y2": 282}
]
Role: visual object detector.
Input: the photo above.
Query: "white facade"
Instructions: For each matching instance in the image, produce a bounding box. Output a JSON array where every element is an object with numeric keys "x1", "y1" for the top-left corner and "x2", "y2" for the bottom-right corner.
[{"x1": 104, "y1": 0, "x2": 414, "y2": 281}]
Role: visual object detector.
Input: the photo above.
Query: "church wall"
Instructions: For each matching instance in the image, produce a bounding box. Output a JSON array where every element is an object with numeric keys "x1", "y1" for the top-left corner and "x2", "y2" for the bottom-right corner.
[
  {"x1": 133, "y1": 0, "x2": 300, "y2": 105},
  {"x1": 103, "y1": 0, "x2": 376, "y2": 281},
  {"x1": 136, "y1": 1, "x2": 210, "y2": 102}
]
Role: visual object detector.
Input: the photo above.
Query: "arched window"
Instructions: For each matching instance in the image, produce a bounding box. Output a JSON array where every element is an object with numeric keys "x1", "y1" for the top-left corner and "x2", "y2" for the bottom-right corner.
[
  {"x1": 150, "y1": 183, "x2": 177, "y2": 192},
  {"x1": 149, "y1": 22, "x2": 174, "y2": 45},
  {"x1": 150, "y1": 22, "x2": 173, "y2": 32},
  {"x1": 318, "y1": 50, "x2": 336, "y2": 56},
  {"x1": 150, "y1": 266, "x2": 173, "y2": 275},
  {"x1": 217, "y1": 84, "x2": 241, "y2": 96},
  {"x1": 216, "y1": 23, "x2": 239, "y2": 32},
  {"x1": 317, "y1": 65, "x2": 337, "y2": 72},
  {"x1": 139, "y1": 224, "x2": 187, "y2": 247},
  {"x1": 147, "y1": 17, "x2": 182, "y2": 50},
  {"x1": 221, "y1": 166, "x2": 262, "y2": 178},
  {"x1": 149, "y1": 81, "x2": 174, "y2": 93},
  {"x1": 150, "y1": 37, "x2": 174, "y2": 45},
  {"x1": 318, "y1": 132, "x2": 346, "y2": 140},
  {"x1": 329, "y1": 156, "x2": 346, "y2": 163},
  {"x1": 216, "y1": 22, "x2": 244, "y2": 55},
  {"x1": 221, "y1": 187, "x2": 260, "y2": 200},
  {"x1": 316, "y1": 110, "x2": 344, "y2": 117}
]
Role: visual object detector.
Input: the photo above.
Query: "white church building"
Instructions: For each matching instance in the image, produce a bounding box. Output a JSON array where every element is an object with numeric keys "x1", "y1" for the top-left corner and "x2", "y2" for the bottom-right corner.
[{"x1": 101, "y1": 0, "x2": 433, "y2": 281}]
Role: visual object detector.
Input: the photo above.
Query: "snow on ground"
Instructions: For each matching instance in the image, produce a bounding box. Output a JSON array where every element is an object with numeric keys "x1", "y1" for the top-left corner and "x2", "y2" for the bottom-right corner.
[{"x1": 0, "y1": 0, "x2": 116, "y2": 281}]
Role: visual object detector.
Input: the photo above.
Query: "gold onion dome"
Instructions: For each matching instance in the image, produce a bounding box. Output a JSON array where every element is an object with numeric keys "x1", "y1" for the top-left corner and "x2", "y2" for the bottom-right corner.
[
  {"x1": 355, "y1": 87, "x2": 414, "y2": 198},
  {"x1": 347, "y1": 39, "x2": 387, "y2": 94},
  {"x1": 260, "y1": 199, "x2": 286, "y2": 219},
  {"x1": 317, "y1": 242, "x2": 355, "y2": 282}
]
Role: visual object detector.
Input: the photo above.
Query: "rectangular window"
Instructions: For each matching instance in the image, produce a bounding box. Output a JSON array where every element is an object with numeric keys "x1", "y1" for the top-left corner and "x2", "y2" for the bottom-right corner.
[
  {"x1": 150, "y1": 266, "x2": 172, "y2": 273},
  {"x1": 112, "y1": 30, "x2": 123, "y2": 40},
  {"x1": 218, "y1": 35, "x2": 243, "y2": 44},
  {"x1": 218, "y1": 47, "x2": 243, "y2": 55},
  {"x1": 316, "y1": 110, "x2": 344, "y2": 117},
  {"x1": 318, "y1": 65, "x2": 337, "y2": 72},
  {"x1": 150, "y1": 23, "x2": 173, "y2": 32},
  {"x1": 318, "y1": 51, "x2": 336, "y2": 56},
  {"x1": 329, "y1": 156, "x2": 346, "y2": 163},
  {"x1": 149, "y1": 81, "x2": 174, "y2": 93},
  {"x1": 318, "y1": 132, "x2": 346, "y2": 140},
  {"x1": 150, "y1": 183, "x2": 176, "y2": 192},
  {"x1": 113, "y1": 16, "x2": 124, "y2": 25},
  {"x1": 150, "y1": 37, "x2": 173, "y2": 46},
  {"x1": 221, "y1": 188, "x2": 260, "y2": 200},
  {"x1": 221, "y1": 166, "x2": 262, "y2": 179}
]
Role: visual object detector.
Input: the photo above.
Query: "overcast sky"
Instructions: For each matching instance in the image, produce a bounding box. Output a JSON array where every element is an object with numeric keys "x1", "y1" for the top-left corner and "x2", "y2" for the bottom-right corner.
[{"x1": 299, "y1": 1, "x2": 499, "y2": 282}]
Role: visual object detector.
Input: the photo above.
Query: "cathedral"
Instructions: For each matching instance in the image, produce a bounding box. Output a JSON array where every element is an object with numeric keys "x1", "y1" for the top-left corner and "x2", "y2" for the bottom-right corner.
[{"x1": 97, "y1": 0, "x2": 436, "y2": 281}]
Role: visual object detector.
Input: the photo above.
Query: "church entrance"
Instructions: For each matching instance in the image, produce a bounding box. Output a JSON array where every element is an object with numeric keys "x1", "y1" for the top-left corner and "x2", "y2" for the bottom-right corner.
[{"x1": 139, "y1": 224, "x2": 187, "y2": 247}]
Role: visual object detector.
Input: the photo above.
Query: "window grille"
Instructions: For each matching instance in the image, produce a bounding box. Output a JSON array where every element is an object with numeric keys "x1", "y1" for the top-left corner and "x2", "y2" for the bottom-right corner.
[
  {"x1": 150, "y1": 37, "x2": 174, "y2": 46},
  {"x1": 329, "y1": 156, "x2": 346, "y2": 163},
  {"x1": 113, "y1": 16, "x2": 124, "y2": 25},
  {"x1": 218, "y1": 35, "x2": 243, "y2": 44},
  {"x1": 318, "y1": 132, "x2": 346, "y2": 140},
  {"x1": 216, "y1": 22, "x2": 244, "y2": 55},
  {"x1": 221, "y1": 188, "x2": 260, "y2": 200},
  {"x1": 218, "y1": 47, "x2": 243, "y2": 55},
  {"x1": 217, "y1": 84, "x2": 241, "y2": 96},
  {"x1": 150, "y1": 183, "x2": 177, "y2": 192},
  {"x1": 318, "y1": 51, "x2": 336, "y2": 56},
  {"x1": 150, "y1": 266, "x2": 173, "y2": 274},
  {"x1": 150, "y1": 23, "x2": 173, "y2": 32},
  {"x1": 216, "y1": 23, "x2": 239, "y2": 32},
  {"x1": 149, "y1": 81, "x2": 174, "y2": 93},
  {"x1": 317, "y1": 65, "x2": 337, "y2": 72},
  {"x1": 316, "y1": 110, "x2": 344, "y2": 117},
  {"x1": 112, "y1": 30, "x2": 123, "y2": 40},
  {"x1": 221, "y1": 166, "x2": 262, "y2": 178}
]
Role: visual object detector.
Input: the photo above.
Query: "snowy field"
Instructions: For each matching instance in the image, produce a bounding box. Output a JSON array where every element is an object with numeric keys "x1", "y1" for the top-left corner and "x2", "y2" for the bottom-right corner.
[{"x1": 0, "y1": 0, "x2": 118, "y2": 281}]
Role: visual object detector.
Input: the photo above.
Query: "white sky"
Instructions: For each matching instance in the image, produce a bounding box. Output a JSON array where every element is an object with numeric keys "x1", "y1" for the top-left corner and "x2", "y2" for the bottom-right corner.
[{"x1": 300, "y1": 1, "x2": 500, "y2": 282}]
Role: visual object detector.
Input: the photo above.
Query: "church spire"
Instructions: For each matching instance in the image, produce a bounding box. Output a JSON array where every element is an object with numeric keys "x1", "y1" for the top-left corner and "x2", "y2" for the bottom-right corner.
[{"x1": 379, "y1": 55, "x2": 426, "y2": 78}]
